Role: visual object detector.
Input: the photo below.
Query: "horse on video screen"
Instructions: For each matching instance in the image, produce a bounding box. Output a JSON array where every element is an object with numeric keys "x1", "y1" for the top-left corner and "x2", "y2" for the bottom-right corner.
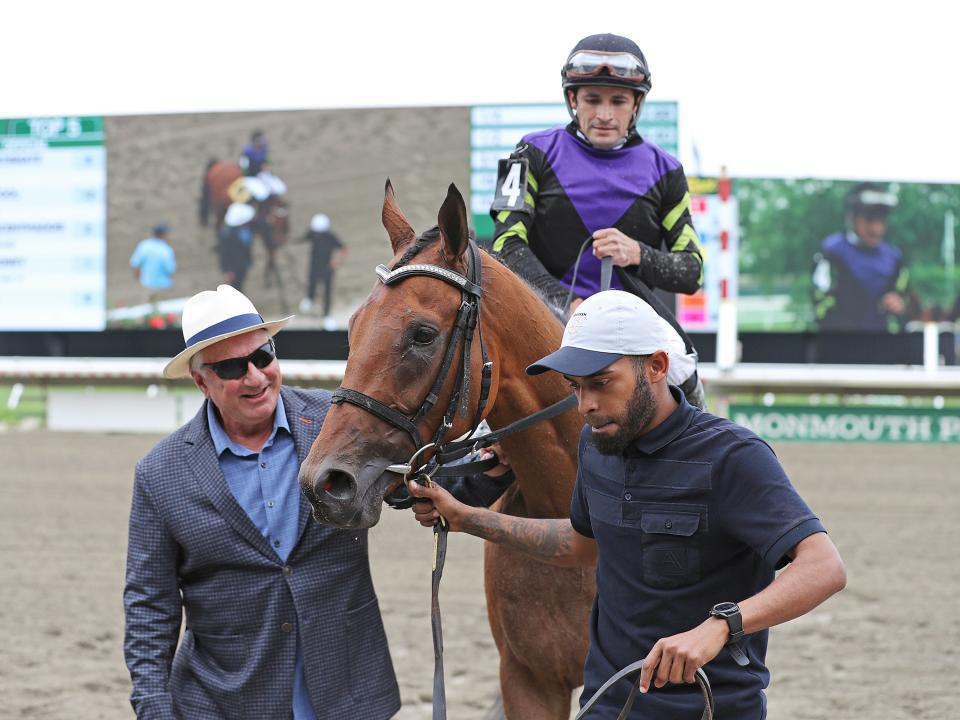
[
  {"x1": 299, "y1": 181, "x2": 594, "y2": 719},
  {"x1": 199, "y1": 159, "x2": 290, "y2": 285}
]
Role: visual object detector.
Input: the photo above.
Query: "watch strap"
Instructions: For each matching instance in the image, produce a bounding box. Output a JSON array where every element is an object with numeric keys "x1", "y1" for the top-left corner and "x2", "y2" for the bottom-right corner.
[
  {"x1": 711, "y1": 602, "x2": 749, "y2": 667},
  {"x1": 725, "y1": 639, "x2": 749, "y2": 667}
]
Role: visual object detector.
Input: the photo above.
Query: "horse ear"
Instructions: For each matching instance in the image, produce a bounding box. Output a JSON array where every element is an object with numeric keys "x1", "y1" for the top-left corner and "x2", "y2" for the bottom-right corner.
[
  {"x1": 438, "y1": 183, "x2": 469, "y2": 260},
  {"x1": 382, "y1": 178, "x2": 416, "y2": 254}
]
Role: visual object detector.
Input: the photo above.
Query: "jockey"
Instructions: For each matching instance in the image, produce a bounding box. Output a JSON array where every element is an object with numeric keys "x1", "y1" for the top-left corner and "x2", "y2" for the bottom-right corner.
[
  {"x1": 239, "y1": 129, "x2": 269, "y2": 176},
  {"x1": 490, "y1": 33, "x2": 706, "y2": 408},
  {"x1": 812, "y1": 183, "x2": 917, "y2": 332}
]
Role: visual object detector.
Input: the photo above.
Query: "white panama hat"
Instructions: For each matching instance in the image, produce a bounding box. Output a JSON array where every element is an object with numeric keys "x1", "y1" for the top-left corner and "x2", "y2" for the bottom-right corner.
[
  {"x1": 163, "y1": 284, "x2": 293, "y2": 379},
  {"x1": 224, "y1": 202, "x2": 256, "y2": 227},
  {"x1": 310, "y1": 213, "x2": 331, "y2": 233}
]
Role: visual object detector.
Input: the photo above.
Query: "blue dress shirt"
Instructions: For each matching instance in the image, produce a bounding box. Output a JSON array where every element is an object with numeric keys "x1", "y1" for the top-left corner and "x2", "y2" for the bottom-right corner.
[{"x1": 207, "y1": 395, "x2": 317, "y2": 720}]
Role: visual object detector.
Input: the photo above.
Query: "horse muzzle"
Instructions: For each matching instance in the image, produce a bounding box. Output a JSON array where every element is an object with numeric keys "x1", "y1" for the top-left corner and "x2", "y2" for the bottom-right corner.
[{"x1": 298, "y1": 460, "x2": 393, "y2": 529}]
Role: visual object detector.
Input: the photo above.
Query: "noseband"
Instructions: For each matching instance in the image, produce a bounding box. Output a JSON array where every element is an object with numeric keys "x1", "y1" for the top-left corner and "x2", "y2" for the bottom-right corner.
[{"x1": 330, "y1": 240, "x2": 492, "y2": 459}]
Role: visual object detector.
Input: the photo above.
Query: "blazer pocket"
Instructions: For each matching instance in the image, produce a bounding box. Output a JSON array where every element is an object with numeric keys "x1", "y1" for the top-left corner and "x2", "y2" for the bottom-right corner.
[
  {"x1": 191, "y1": 630, "x2": 245, "y2": 674},
  {"x1": 346, "y1": 597, "x2": 394, "y2": 700},
  {"x1": 640, "y1": 510, "x2": 702, "y2": 589}
]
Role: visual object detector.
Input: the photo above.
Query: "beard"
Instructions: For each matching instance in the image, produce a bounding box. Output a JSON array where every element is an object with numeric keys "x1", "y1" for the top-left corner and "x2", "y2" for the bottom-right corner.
[{"x1": 588, "y1": 368, "x2": 656, "y2": 455}]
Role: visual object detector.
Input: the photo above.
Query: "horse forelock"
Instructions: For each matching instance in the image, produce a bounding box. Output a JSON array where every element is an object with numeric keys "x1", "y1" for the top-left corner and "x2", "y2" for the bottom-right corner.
[
  {"x1": 392, "y1": 227, "x2": 440, "y2": 270},
  {"x1": 390, "y1": 232, "x2": 566, "y2": 328},
  {"x1": 391, "y1": 225, "x2": 479, "y2": 272}
]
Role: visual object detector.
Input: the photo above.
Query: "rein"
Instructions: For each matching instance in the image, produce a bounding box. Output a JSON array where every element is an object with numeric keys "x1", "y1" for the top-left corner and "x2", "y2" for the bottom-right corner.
[{"x1": 574, "y1": 660, "x2": 715, "y2": 720}]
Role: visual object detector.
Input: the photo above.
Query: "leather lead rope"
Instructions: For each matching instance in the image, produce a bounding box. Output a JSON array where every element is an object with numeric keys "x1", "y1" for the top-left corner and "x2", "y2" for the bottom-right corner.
[
  {"x1": 574, "y1": 659, "x2": 714, "y2": 720},
  {"x1": 430, "y1": 512, "x2": 448, "y2": 720}
]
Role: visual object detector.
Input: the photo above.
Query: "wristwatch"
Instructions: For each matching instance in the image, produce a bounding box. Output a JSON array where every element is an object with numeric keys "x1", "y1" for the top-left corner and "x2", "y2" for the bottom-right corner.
[{"x1": 709, "y1": 601, "x2": 749, "y2": 666}]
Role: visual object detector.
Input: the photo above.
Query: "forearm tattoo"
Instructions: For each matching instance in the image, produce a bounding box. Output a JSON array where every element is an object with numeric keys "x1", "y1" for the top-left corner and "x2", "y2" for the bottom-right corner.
[{"x1": 462, "y1": 512, "x2": 575, "y2": 561}]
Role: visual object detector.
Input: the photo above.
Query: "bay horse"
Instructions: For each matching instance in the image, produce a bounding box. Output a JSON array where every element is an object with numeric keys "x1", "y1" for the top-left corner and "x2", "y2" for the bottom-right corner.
[
  {"x1": 299, "y1": 182, "x2": 594, "y2": 718},
  {"x1": 199, "y1": 159, "x2": 291, "y2": 288}
]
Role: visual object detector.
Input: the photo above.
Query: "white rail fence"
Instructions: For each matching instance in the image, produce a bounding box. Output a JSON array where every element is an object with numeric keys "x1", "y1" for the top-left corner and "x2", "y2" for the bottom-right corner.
[{"x1": 2, "y1": 357, "x2": 959, "y2": 432}]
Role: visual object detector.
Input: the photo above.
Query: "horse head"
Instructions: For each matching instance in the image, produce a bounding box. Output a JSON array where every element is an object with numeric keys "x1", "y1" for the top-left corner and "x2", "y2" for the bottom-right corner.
[{"x1": 300, "y1": 181, "x2": 492, "y2": 528}]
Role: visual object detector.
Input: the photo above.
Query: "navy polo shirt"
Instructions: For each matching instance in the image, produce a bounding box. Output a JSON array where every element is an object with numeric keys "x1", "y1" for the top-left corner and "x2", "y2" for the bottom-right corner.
[{"x1": 570, "y1": 387, "x2": 825, "y2": 719}]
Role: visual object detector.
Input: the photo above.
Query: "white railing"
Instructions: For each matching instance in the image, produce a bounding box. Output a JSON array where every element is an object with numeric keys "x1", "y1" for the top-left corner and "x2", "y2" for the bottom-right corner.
[
  {"x1": 3, "y1": 356, "x2": 958, "y2": 432},
  {"x1": 3, "y1": 356, "x2": 960, "y2": 395}
]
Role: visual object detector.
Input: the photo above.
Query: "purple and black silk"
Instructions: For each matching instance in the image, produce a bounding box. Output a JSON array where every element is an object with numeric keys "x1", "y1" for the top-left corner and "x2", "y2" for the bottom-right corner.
[{"x1": 491, "y1": 123, "x2": 703, "y2": 311}]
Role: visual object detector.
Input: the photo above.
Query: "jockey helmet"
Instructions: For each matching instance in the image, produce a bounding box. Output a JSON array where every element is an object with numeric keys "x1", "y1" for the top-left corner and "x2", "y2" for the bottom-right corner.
[
  {"x1": 844, "y1": 183, "x2": 898, "y2": 219},
  {"x1": 561, "y1": 34, "x2": 652, "y2": 96}
]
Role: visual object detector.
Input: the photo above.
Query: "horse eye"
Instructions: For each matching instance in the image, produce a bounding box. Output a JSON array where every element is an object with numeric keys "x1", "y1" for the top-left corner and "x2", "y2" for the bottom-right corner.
[{"x1": 412, "y1": 327, "x2": 438, "y2": 345}]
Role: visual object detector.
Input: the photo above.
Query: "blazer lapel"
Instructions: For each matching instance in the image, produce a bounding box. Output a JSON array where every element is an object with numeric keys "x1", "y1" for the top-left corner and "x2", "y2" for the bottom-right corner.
[
  {"x1": 282, "y1": 388, "x2": 322, "y2": 543},
  {"x1": 183, "y1": 403, "x2": 278, "y2": 558}
]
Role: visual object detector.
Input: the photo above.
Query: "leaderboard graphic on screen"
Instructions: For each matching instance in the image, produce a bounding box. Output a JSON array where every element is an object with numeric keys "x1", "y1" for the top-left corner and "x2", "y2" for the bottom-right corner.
[{"x1": 0, "y1": 116, "x2": 106, "y2": 331}]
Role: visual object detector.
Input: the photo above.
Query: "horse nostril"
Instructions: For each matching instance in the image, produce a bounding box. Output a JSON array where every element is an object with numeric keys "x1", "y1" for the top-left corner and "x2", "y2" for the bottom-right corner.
[{"x1": 319, "y1": 470, "x2": 356, "y2": 502}]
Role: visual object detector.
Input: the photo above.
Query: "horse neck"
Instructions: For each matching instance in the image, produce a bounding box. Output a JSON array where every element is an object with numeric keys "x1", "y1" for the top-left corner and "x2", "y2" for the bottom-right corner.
[{"x1": 479, "y1": 256, "x2": 583, "y2": 517}]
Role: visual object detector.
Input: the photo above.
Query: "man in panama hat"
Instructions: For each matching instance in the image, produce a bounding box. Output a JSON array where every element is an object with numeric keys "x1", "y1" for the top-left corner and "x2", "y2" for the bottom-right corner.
[{"x1": 124, "y1": 285, "x2": 400, "y2": 720}]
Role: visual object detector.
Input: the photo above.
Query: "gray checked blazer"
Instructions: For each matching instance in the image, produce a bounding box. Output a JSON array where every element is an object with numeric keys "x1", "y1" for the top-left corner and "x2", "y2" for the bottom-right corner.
[{"x1": 123, "y1": 386, "x2": 400, "y2": 719}]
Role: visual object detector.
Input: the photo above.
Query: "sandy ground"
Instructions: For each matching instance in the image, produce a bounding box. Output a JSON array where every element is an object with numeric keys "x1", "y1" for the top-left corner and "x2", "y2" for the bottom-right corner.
[
  {"x1": 105, "y1": 107, "x2": 469, "y2": 326},
  {"x1": 1, "y1": 431, "x2": 959, "y2": 719}
]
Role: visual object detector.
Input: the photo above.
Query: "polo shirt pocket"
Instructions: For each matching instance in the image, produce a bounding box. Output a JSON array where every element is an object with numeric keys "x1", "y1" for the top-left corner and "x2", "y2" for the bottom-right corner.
[{"x1": 640, "y1": 510, "x2": 702, "y2": 589}]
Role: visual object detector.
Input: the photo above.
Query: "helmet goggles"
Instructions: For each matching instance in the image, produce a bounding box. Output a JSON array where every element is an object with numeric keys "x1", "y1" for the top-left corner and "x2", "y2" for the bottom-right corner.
[{"x1": 563, "y1": 50, "x2": 648, "y2": 85}]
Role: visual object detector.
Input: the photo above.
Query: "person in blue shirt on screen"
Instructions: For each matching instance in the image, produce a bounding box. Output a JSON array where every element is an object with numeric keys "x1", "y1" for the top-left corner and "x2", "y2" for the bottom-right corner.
[
  {"x1": 130, "y1": 223, "x2": 176, "y2": 304},
  {"x1": 812, "y1": 183, "x2": 919, "y2": 332}
]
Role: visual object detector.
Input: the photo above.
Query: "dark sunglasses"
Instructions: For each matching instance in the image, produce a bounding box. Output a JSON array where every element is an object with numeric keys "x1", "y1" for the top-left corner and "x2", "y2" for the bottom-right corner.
[{"x1": 202, "y1": 340, "x2": 276, "y2": 380}]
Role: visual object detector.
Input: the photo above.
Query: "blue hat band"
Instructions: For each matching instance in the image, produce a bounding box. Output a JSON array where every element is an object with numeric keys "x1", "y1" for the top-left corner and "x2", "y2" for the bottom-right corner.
[{"x1": 186, "y1": 313, "x2": 265, "y2": 347}]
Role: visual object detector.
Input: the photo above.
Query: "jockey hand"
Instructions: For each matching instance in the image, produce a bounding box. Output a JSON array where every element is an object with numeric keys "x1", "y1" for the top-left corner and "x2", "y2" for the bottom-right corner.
[
  {"x1": 409, "y1": 479, "x2": 468, "y2": 532},
  {"x1": 879, "y1": 291, "x2": 906, "y2": 315},
  {"x1": 479, "y1": 443, "x2": 511, "y2": 478},
  {"x1": 638, "y1": 618, "x2": 728, "y2": 693},
  {"x1": 592, "y1": 228, "x2": 641, "y2": 268},
  {"x1": 567, "y1": 297, "x2": 584, "y2": 318}
]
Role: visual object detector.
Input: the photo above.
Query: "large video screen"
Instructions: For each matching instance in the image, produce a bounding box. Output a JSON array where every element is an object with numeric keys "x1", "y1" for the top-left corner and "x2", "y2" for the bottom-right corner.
[
  {"x1": 2, "y1": 108, "x2": 468, "y2": 332},
  {"x1": 101, "y1": 107, "x2": 469, "y2": 330},
  {"x1": 734, "y1": 177, "x2": 960, "y2": 333},
  {"x1": 0, "y1": 117, "x2": 107, "y2": 330},
  {"x1": 3, "y1": 108, "x2": 957, "y2": 342}
]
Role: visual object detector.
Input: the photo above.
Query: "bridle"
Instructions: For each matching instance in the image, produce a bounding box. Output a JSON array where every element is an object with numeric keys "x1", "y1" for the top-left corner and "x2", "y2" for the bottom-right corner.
[
  {"x1": 330, "y1": 239, "x2": 493, "y2": 469},
  {"x1": 330, "y1": 238, "x2": 577, "y2": 491}
]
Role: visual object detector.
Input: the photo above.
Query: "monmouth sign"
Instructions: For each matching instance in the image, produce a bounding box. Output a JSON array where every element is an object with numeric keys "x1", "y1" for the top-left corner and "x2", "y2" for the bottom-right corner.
[{"x1": 731, "y1": 405, "x2": 960, "y2": 443}]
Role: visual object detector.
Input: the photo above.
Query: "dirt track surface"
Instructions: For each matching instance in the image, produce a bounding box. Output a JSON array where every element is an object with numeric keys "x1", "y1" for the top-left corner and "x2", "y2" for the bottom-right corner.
[{"x1": 2, "y1": 431, "x2": 958, "y2": 719}]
